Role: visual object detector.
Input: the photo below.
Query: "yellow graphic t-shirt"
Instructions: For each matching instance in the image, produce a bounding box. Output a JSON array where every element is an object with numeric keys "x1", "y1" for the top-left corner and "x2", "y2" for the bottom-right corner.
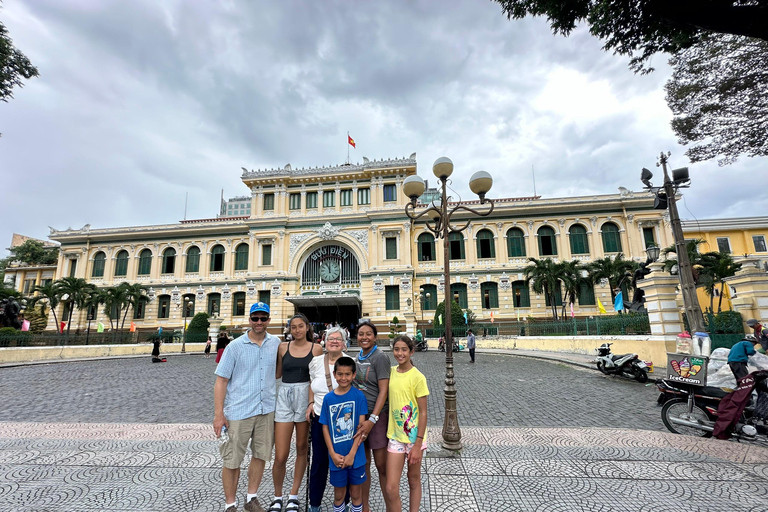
[{"x1": 387, "y1": 366, "x2": 429, "y2": 444}]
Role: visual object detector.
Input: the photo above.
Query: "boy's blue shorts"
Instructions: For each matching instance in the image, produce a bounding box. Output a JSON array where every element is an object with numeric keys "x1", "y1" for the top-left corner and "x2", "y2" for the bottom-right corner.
[{"x1": 330, "y1": 466, "x2": 367, "y2": 487}]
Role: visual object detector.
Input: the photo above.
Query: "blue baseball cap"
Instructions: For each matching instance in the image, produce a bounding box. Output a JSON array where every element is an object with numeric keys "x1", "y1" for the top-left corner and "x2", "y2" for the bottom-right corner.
[{"x1": 249, "y1": 302, "x2": 270, "y2": 315}]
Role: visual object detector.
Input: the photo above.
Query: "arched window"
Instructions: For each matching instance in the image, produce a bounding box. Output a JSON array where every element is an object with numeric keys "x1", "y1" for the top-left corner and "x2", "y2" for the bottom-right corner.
[
  {"x1": 232, "y1": 292, "x2": 246, "y2": 316},
  {"x1": 419, "y1": 284, "x2": 438, "y2": 310},
  {"x1": 537, "y1": 226, "x2": 557, "y2": 256},
  {"x1": 601, "y1": 222, "x2": 622, "y2": 253},
  {"x1": 448, "y1": 232, "x2": 465, "y2": 260},
  {"x1": 476, "y1": 229, "x2": 496, "y2": 259},
  {"x1": 137, "y1": 249, "x2": 152, "y2": 275},
  {"x1": 235, "y1": 243, "x2": 249, "y2": 271},
  {"x1": 417, "y1": 233, "x2": 435, "y2": 262},
  {"x1": 569, "y1": 224, "x2": 589, "y2": 255},
  {"x1": 506, "y1": 228, "x2": 526, "y2": 257},
  {"x1": 114, "y1": 250, "x2": 129, "y2": 277},
  {"x1": 210, "y1": 245, "x2": 225, "y2": 272},
  {"x1": 208, "y1": 293, "x2": 221, "y2": 316},
  {"x1": 450, "y1": 283, "x2": 468, "y2": 309},
  {"x1": 186, "y1": 246, "x2": 200, "y2": 273},
  {"x1": 157, "y1": 295, "x2": 171, "y2": 319},
  {"x1": 481, "y1": 282, "x2": 499, "y2": 309},
  {"x1": 512, "y1": 281, "x2": 530, "y2": 307},
  {"x1": 92, "y1": 251, "x2": 106, "y2": 278},
  {"x1": 162, "y1": 248, "x2": 176, "y2": 274}
]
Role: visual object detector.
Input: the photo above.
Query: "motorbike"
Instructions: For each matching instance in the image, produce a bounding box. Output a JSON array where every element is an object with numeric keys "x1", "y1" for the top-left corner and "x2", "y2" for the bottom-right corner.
[
  {"x1": 657, "y1": 370, "x2": 768, "y2": 443},
  {"x1": 594, "y1": 343, "x2": 648, "y2": 383},
  {"x1": 415, "y1": 338, "x2": 429, "y2": 352},
  {"x1": 746, "y1": 319, "x2": 768, "y2": 351},
  {"x1": 437, "y1": 337, "x2": 462, "y2": 352}
]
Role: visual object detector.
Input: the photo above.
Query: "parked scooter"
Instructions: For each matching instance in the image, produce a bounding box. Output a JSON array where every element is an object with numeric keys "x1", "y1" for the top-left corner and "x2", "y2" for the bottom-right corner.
[
  {"x1": 437, "y1": 336, "x2": 462, "y2": 352},
  {"x1": 594, "y1": 343, "x2": 648, "y2": 383},
  {"x1": 415, "y1": 338, "x2": 429, "y2": 352},
  {"x1": 657, "y1": 370, "x2": 768, "y2": 442}
]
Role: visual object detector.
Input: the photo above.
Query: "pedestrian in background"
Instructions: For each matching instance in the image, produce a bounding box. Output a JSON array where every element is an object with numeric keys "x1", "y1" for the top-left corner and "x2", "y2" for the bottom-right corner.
[
  {"x1": 467, "y1": 329, "x2": 476, "y2": 363},
  {"x1": 215, "y1": 328, "x2": 230, "y2": 363},
  {"x1": 213, "y1": 302, "x2": 280, "y2": 512}
]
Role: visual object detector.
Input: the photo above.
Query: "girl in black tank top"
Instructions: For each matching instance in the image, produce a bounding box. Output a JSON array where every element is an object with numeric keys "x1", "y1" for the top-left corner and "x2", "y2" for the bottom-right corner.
[{"x1": 272, "y1": 314, "x2": 323, "y2": 512}]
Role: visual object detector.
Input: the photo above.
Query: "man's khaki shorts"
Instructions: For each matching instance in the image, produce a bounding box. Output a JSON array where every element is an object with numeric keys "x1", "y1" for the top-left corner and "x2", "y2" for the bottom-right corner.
[{"x1": 220, "y1": 412, "x2": 275, "y2": 469}]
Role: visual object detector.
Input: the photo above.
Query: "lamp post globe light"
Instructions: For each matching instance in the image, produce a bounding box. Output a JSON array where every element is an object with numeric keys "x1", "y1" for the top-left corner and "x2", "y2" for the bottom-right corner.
[
  {"x1": 403, "y1": 157, "x2": 495, "y2": 451},
  {"x1": 640, "y1": 152, "x2": 706, "y2": 334},
  {"x1": 182, "y1": 296, "x2": 190, "y2": 353}
]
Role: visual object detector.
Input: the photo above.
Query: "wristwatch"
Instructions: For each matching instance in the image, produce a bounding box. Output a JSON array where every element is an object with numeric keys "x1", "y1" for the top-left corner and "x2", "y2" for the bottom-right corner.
[{"x1": 369, "y1": 414, "x2": 379, "y2": 424}]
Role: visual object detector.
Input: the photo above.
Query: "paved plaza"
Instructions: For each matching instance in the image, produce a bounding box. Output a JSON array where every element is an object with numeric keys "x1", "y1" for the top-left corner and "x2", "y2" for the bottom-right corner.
[{"x1": 1, "y1": 352, "x2": 767, "y2": 511}]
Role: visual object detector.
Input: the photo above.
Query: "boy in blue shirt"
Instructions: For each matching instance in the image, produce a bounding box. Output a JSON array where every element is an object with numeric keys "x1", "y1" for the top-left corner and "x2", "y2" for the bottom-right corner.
[
  {"x1": 320, "y1": 356, "x2": 368, "y2": 512},
  {"x1": 728, "y1": 336, "x2": 758, "y2": 382}
]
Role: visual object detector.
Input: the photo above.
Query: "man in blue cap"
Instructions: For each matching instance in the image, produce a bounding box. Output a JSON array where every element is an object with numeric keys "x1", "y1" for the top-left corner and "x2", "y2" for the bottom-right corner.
[{"x1": 214, "y1": 302, "x2": 280, "y2": 512}]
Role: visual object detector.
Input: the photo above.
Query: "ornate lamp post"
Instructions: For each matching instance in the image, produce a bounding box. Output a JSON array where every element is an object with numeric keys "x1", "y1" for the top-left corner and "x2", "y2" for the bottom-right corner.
[
  {"x1": 641, "y1": 152, "x2": 706, "y2": 334},
  {"x1": 182, "y1": 296, "x2": 190, "y2": 353},
  {"x1": 402, "y1": 157, "x2": 495, "y2": 451}
]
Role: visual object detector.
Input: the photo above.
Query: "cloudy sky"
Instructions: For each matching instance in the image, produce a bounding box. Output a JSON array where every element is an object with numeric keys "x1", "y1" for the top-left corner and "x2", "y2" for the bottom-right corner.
[{"x1": 2, "y1": 0, "x2": 766, "y2": 254}]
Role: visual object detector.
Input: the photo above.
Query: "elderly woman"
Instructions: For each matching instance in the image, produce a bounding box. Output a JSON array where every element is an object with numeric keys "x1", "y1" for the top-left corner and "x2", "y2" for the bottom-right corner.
[
  {"x1": 352, "y1": 321, "x2": 391, "y2": 512},
  {"x1": 306, "y1": 326, "x2": 349, "y2": 512}
]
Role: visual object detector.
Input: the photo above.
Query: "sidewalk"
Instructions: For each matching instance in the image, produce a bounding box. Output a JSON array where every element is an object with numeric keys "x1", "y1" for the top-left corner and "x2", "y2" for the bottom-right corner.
[{"x1": 1, "y1": 421, "x2": 766, "y2": 511}]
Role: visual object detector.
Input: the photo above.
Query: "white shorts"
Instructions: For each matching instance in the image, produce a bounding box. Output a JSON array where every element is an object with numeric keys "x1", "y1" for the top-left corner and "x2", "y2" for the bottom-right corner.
[{"x1": 275, "y1": 381, "x2": 310, "y2": 423}]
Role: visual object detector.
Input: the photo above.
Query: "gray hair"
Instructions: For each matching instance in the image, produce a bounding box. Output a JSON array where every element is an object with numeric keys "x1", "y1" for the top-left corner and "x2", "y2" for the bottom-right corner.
[{"x1": 324, "y1": 326, "x2": 348, "y2": 346}]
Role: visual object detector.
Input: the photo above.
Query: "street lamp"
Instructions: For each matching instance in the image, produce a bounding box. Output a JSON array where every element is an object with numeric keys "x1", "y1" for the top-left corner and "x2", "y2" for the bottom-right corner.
[
  {"x1": 182, "y1": 296, "x2": 190, "y2": 353},
  {"x1": 415, "y1": 288, "x2": 431, "y2": 338},
  {"x1": 403, "y1": 157, "x2": 495, "y2": 451},
  {"x1": 640, "y1": 152, "x2": 706, "y2": 334}
]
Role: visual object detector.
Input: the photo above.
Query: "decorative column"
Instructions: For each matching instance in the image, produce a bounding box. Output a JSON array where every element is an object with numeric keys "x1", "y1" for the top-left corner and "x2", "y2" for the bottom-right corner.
[
  {"x1": 637, "y1": 261, "x2": 685, "y2": 337},
  {"x1": 723, "y1": 257, "x2": 768, "y2": 330}
]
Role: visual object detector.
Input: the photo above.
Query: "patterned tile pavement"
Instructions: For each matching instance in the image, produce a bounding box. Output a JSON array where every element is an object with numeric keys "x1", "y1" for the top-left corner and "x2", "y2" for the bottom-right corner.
[{"x1": 2, "y1": 421, "x2": 767, "y2": 512}]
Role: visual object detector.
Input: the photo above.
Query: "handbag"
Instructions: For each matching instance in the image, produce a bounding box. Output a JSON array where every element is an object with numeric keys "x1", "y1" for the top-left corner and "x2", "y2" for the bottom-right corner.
[{"x1": 324, "y1": 354, "x2": 334, "y2": 392}]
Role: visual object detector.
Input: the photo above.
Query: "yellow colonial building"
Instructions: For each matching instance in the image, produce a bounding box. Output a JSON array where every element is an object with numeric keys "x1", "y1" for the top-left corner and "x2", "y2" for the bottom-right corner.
[{"x1": 47, "y1": 156, "x2": 670, "y2": 335}]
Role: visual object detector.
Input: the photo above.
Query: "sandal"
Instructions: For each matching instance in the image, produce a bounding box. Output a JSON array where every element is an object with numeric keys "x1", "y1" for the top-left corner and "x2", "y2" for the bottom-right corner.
[
  {"x1": 268, "y1": 499, "x2": 283, "y2": 512},
  {"x1": 284, "y1": 498, "x2": 300, "y2": 512}
]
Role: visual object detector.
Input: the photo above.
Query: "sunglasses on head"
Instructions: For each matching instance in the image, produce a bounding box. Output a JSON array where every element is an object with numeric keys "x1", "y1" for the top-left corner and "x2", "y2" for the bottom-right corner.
[{"x1": 250, "y1": 315, "x2": 269, "y2": 323}]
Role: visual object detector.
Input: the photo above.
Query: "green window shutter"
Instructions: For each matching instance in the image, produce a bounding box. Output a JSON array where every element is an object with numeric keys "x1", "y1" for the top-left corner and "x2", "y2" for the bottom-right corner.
[
  {"x1": 114, "y1": 251, "x2": 128, "y2": 277},
  {"x1": 306, "y1": 192, "x2": 318, "y2": 208},
  {"x1": 418, "y1": 234, "x2": 435, "y2": 261},
  {"x1": 210, "y1": 245, "x2": 225, "y2": 272},
  {"x1": 476, "y1": 230, "x2": 495, "y2": 259},
  {"x1": 138, "y1": 250, "x2": 152, "y2": 275},
  {"x1": 262, "y1": 244, "x2": 272, "y2": 266},
  {"x1": 601, "y1": 223, "x2": 622, "y2": 253},
  {"x1": 385, "y1": 286, "x2": 400, "y2": 310},
  {"x1": 186, "y1": 247, "x2": 200, "y2": 273},
  {"x1": 481, "y1": 282, "x2": 498, "y2": 309},
  {"x1": 235, "y1": 244, "x2": 249, "y2": 270},
  {"x1": 643, "y1": 227, "x2": 656, "y2": 249},
  {"x1": 538, "y1": 226, "x2": 557, "y2": 256},
  {"x1": 383, "y1": 184, "x2": 396, "y2": 202},
  {"x1": 545, "y1": 283, "x2": 563, "y2": 307},
  {"x1": 233, "y1": 292, "x2": 246, "y2": 316},
  {"x1": 578, "y1": 282, "x2": 596, "y2": 305},
  {"x1": 450, "y1": 284, "x2": 468, "y2": 309},
  {"x1": 449, "y1": 233, "x2": 465, "y2": 260},
  {"x1": 357, "y1": 188, "x2": 370, "y2": 205},
  {"x1": 263, "y1": 194, "x2": 274, "y2": 211},
  {"x1": 512, "y1": 282, "x2": 530, "y2": 307},
  {"x1": 158, "y1": 296, "x2": 170, "y2": 319},
  {"x1": 289, "y1": 193, "x2": 301, "y2": 210},
  {"x1": 569, "y1": 225, "x2": 589, "y2": 254},
  {"x1": 507, "y1": 229, "x2": 526, "y2": 257},
  {"x1": 323, "y1": 191, "x2": 335, "y2": 207},
  {"x1": 258, "y1": 290, "x2": 270, "y2": 307},
  {"x1": 341, "y1": 190, "x2": 352, "y2": 206},
  {"x1": 92, "y1": 253, "x2": 105, "y2": 278},
  {"x1": 385, "y1": 237, "x2": 397, "y2": 259},
  {"x1": 421, "y1": 284, "x2": 438, "y2": 310}
]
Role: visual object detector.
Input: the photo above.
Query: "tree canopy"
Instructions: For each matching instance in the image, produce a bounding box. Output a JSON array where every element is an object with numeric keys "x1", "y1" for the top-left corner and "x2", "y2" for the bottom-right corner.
[
  {"x1": 7, "y1": 239, "x2": 59, "y2": 265},
  {"x1": 0, "y1": 11, "x2": 39, "y2": 102},
  {"x1": 493, "y1": 0, "x2": 768, "y2": 73},
  {"x1": 666, "y1": 33, "x2": 768, "y2": 165}
]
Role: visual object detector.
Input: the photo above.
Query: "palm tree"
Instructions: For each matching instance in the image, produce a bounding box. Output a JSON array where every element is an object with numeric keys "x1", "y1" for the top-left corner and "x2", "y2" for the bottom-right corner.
[
  {"x1": 523, "y1": 257, "x2": 563, "y2": 319},
  {"x1": 661, "y1": 239, "x2": 705, "y2": 282},
  {"x1": 587, "y1": 254, "x2": 637, "y2": 302},
  {"x1": 97, "y1": 285, "x2": 129, "y2": 331},
  {"x1": 55, "y1": 277, "x2": 97, "y2": 334},
  {"x1": 118, "y1": 282, "x2": 148, "y2": 330},
  {"x1": 558, "y1": 260, "x2": 588, "y2": 318},
  {"x1": 699, "y1": 252, "x2": 741, "y2": 313},
  {"x1": 28, "y1": 281, "x2": 61, "y2": 332}
]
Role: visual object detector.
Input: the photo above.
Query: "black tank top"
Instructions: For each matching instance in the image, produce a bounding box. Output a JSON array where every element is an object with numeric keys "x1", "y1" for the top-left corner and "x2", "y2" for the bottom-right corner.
[{"x1": 282, "y1": 341, "x2": 314, "y2": 383}]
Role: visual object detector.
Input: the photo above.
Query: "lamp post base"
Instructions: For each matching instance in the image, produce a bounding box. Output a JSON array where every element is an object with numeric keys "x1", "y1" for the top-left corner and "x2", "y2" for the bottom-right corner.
[{"x1": 441, "y1": 354, "x2": 462, "y2": 451}]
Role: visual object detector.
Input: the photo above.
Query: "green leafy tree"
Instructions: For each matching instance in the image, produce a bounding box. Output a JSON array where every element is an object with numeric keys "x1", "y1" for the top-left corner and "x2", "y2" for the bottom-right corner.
[
  {"x1": 494, "y1": 0, "x2": 768, "y2": 73},
  {"x1": 94, "y1": 285, "x2": 128, "y2": 331},
  {"x1": 558, "y1": 259, "x2": 591, "y2": 318},
  {"x1": 0, "y1": 11, "x2": 40, "y2": 103},
  {"x1": 56, "y1": 277, "x2": 96, "y2": 334},
  {"x1": 0, "y1": 283, "x2": 21, "y2": 300},
  {"x1": 523, "y1": 257, "x2": 563, "y2": 319},
  {"x1": 388, "y1": 316, "x2": 404, "y2": 341},
  {"x1": 587, "y1": 254, "x2": 637, "y2": 302},
  {"x1": 666, "y1": 33, "x2": 768, "y2": 165},
  {"x1": 187, "y1": 312, "x2": 210, "y2": 342},
  {"x1": 433, "y1": 300, "x2": 467, "y2": 330},
  {"x1": 117, "y1": 282, "x2": 148, "y2": 330},
  {"x1": 7, "y1": 240, "x2": 59, "y2": 265}
]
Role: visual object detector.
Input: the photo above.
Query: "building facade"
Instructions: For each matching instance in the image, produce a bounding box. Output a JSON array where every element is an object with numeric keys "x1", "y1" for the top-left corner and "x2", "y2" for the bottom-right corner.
[
  {"x1": 47, "y1": 156, "x2": 671, "y2": 334},
  {"x1": 3, "y1": 234, "x2": 58, "y2": 295}
]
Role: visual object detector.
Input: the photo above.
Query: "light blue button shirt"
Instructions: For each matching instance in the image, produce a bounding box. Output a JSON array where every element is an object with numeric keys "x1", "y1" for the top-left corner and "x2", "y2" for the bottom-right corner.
[{"x1": 215, "y1": 331, "x2": 280, "y2": 421}]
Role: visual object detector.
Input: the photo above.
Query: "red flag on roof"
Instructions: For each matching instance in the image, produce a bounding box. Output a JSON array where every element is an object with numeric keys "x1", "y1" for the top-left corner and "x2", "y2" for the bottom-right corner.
[{"x1": 348, "y1": 135, "x2": 356, "y2": 148}]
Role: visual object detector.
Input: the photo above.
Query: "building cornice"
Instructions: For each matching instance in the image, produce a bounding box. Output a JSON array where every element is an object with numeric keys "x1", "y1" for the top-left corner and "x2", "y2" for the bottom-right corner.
[
  {"x1": 682, "y1": 216, "x2": 768, "y2": 232},
  {"x1": 241, "y1": 155, "x2": 417, "y2": 185}
]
